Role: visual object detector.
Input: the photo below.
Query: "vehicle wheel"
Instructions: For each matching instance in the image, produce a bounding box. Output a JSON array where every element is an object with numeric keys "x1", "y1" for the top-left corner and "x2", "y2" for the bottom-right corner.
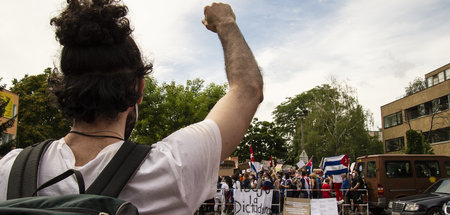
[{"x1": 426, "y1": 207, "x2": 442, "y2": 215}]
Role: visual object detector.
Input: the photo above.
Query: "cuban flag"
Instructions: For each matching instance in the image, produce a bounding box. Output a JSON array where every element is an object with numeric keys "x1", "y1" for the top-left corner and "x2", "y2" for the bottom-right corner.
[
  {"x1": 306, "y1": 156, "x2": 313, "y2": 174},
  {"x1": 322, "y1": 154, "x2": 349, "y2": 177},
  {"x1": 249, "y1": 146, "x2": 258, "y2": 178}
]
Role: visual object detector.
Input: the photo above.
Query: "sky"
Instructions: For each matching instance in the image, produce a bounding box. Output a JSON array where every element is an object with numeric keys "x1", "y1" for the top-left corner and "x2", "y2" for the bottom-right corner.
[{"x1": 1, "y1": 0, "x2": 450, "y2": 130}]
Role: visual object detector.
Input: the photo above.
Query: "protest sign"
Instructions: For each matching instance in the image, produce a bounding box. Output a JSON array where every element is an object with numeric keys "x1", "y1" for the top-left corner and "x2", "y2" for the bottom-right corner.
[
  {"x1": 234, "y1": 189, "x2": 273, "y2": 215},
  {"x1": 283, "y1": 197, "x2": 310, "y2": 215},
  {"x1": 310, "y1": 198, "x2": 338, "y2": 215}
]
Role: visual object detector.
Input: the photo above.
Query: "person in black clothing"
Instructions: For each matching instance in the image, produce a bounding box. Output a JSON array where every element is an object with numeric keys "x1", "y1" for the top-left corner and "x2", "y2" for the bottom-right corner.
[
  {"x1": 350, "y1": 171, "x2": 364, "y2": 212},
  {"x1": 242, "y1": 172, "x2": 251, "y2": 189}
]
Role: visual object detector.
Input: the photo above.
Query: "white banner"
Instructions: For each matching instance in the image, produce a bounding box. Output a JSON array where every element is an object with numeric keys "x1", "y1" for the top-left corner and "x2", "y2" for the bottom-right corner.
[
  {"x1": 234, "y1": 189, "x2": 273, "y2": 215},
  {"x1": 310, "y1": 198, "x2": 338, "y2": 215}
]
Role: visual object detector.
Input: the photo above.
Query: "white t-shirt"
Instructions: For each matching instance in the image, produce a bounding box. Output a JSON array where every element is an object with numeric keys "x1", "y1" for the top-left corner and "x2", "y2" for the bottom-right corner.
[
  {"x1": 333, "y1": 174, "x2": 343, "y2": 183},
  {"x1": 0, "y1": 119, "x2": 222, "y2": 215}
]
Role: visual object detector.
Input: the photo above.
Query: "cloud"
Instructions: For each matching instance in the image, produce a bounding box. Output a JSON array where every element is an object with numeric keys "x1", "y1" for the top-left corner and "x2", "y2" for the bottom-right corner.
[{"x1": 248, "y1": 0, "x2": 450, "y2": 129}]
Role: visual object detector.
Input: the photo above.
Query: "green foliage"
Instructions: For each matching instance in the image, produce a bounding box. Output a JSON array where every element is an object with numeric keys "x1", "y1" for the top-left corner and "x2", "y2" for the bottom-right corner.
[
  {"x1": 406, "y1": 129, "x2": 433, "y2": 154},
  {"x1": 232, "y1": 118, "x2": 287, "y2": 162},
  {"x1": 133, "y1": 77, "x2": 227, "y2": 144},
  {"x1": 406, "y1": 129, "x2": 424, "y2": 154},
  {"x1": 273, "y1": 79, "x2": 379, "y2": 164},
  {"x1": 10, "y1": 69, "x2": 71, "y2": 148}
]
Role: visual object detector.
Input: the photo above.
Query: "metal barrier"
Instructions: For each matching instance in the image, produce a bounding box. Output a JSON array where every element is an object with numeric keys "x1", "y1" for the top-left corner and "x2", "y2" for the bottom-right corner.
[{"x1": 194, "y1": 188, "x2": 369, "y2": 215}]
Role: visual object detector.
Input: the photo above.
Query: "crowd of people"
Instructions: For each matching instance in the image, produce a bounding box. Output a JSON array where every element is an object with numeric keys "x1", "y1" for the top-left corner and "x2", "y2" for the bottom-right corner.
[{"x1": 200, "y1": 166, "x2": 367, "y2": 214}]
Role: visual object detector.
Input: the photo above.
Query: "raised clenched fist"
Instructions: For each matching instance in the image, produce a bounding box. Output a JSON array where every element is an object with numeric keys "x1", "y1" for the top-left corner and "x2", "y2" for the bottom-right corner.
[{"x1": 202, "y1": 3, "x2": 236, "y2": 33}]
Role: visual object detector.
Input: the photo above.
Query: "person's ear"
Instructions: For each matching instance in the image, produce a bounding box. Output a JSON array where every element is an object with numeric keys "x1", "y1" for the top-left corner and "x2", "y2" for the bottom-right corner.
[{"x1": 137, "y1": 78, "x2": 145, "y2": 104}]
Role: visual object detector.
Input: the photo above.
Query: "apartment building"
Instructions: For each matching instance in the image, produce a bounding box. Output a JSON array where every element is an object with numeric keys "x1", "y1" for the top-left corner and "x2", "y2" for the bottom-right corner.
[
  {"x1": 0, "y1": 89, "x2": 19, "y2": 145},
  {"x1": 381, "y1": 63, "x2": 450, "y2": 155}
]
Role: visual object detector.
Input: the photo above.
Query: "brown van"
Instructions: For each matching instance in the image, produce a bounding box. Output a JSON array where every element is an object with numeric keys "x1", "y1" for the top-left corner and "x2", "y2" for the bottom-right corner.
[{"x1": 355, "y1": 154, "x2": 450, "y2": 210}]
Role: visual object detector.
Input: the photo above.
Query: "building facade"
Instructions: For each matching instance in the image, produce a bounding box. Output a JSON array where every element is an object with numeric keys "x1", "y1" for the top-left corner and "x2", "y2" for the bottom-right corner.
[
  {"x1": 381, "y1": 63, "x2": 450, "y2": 155},
  {"x1": 0, "y1": 89, "x2": 19, "y2": 145}
]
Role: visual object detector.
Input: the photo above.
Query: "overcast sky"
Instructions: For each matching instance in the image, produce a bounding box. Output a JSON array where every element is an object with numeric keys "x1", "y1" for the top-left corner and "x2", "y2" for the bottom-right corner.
[{"x1": 1, "y1": 0, "x2": 450, "y2": 130}]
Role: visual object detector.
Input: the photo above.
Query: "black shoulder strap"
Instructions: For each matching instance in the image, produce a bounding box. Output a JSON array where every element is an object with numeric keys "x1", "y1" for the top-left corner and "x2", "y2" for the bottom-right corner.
[
  {"x1": 7, "y1": 140, "x2": 54, "y2": 200},
  {"x1": 86, "y1": 140, "x2": 151, "y2": 197},
  {"x1": 7, "y1": 139, "x2": 150, "y2": 199}
]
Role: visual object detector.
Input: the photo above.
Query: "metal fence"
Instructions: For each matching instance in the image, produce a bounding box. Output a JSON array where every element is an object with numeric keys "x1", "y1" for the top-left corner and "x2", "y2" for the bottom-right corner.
[{"x1": 194, "y1": 188, "x2": 369, "y2": 215}]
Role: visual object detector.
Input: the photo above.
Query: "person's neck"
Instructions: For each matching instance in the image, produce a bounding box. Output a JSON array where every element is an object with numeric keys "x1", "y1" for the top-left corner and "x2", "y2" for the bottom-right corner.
[{"x1": 64, "y1": 113, "x2": 127, "y2": 166}]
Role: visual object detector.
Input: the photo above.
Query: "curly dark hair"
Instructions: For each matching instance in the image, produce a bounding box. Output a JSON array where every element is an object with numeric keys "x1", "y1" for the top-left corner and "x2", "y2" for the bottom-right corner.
[{"x1": 49, "y1": 0, "x2": 152, "y2": 123}]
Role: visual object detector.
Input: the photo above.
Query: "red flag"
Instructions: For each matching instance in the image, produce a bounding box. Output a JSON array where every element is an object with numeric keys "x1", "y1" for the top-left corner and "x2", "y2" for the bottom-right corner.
[
  {"x1": 306, "y1": 157, "x2": 313, "y2": 167},
  {"x1": 306, "y1": 156, "x2": 313, "y2": 174},
  {"x1": 340, "y1": 154, "x2": 349, "y2": 167},
  {"x1": 250, "y1": 146, "x2": 255, "y2": 162},
  {"x1": 270, "y1": 155, "x2": 273, "y2": 168}
]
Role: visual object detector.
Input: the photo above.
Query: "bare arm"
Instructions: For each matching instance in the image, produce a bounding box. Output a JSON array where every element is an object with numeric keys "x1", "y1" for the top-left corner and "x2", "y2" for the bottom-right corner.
[{"x1": 203, "y1": 3, "x2": 263, "y2": 161}]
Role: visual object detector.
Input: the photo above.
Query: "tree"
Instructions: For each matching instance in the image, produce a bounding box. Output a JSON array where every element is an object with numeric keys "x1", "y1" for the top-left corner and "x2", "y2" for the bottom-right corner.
[
  {"x1": 232, "y1": 118, "x2": 287, "y2": 163},
  {"x1": 133, "y1": 77, "x2": 227, "y2": 144},
  {"x1": 10, "y1": 69, "x2": 71, "y2": 148},
  {"x1": 273, "y1": 79, "x2": 381, "y2": 164},
  {"x1": 0, "y1": 78, "x2": 17, "y2": 156},
  {"x1": 404, "y1": 77, "x2": 425, "y2": 97},
  {"x1": 405, "y1": 129, "x2": 425, "y2": 154}
]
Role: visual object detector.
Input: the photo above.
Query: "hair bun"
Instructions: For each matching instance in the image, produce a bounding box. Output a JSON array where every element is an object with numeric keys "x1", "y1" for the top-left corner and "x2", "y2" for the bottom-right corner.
[{"x1": 51, "y1": 0, "x2": 132, "y2": 47}]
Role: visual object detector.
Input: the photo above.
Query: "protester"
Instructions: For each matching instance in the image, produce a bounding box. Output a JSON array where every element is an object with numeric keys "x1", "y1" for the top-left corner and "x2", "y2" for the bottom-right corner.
[
  {"x1": 333, "y1": 173, "x2": 344, "y2": 202},
  {"x1": 0, "y1": 1, "x2": 263, "y2": 214},
  {"x1": 341, "y1": 173, "x2": 351, "y2": 203},
  {"x1": 271, "y1": 172, "x2": 280, "y2": 190},
  {"x1": 310, "y1": 173, "x2": 320, "y2": 199},
  {"x1": 215, "y1": 177, "x2": 230, "y2": 214},
  {"x1": 299, "y1": 171, "x2": 310, "y2": 198},
  {"x1": 322, "y1": 178, "x2": 332, "y2": 198},
  {"x1": 350, "y1": 171, "x2": 365, "y2": 213},
  {"x1": 232, "y1": 173, "x2": 241, "y2": 190},
  {"x1": 242, "y1": 173, "x2": 251, "y2": 189},
  {"x1": 256, "y1": 171, "x2": 264, "y2": 189},
  {"x1": 250, "y1": 174, "x2": 257, "y2": 189},
  {"x1": 261, "y1": 173, "x2": 274, "y2": 190}
]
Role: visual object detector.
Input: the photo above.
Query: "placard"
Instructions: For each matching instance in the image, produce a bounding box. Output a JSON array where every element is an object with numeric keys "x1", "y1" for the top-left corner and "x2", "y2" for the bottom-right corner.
[
  {"x1": 310, "y1": 198, "x2": 338, "y2": 215},
  {"x1": 283, "y1": 197, "x2": 310, "y2": 215},
  {"x1": 234, "y1": 189, "x2": 273, "y2": 215}
]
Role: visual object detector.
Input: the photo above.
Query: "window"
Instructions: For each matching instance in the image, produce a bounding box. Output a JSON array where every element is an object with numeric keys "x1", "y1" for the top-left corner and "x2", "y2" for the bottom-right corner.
[
  {"x1": 386, "y1": 161, "x2": 412, "y2": 178},
  {"x1": 418, "y1": 104, "x2": 425, "y2": 116},
  {"x1": 433, "y1": 75, "x2": 439, "y2": 85},
  {"x1": 446, "y1": 161, "x2": 450, "y2": 176},
  {"x1": 446, "y1": 69, "x2": 450, "y2": 81},
  {"x1": 427, "y1": 77, "x2": 433, "y2": 87},
  {"x1": 367, "y1": 161, "x2": 376, "y2": 178},
  {"x1": 385, "y1": 137, "x2": 405, "y2": 152},
  {"x1": 384, "y1": 111, "x2": 403, "y2": 128},
  {"x1": 432, "y1": 99, "x2": 440, "y2": 113},
  {"x1": 423, "y1": 127, "x2": 450, "y2": 144},
  {"x1": 415, "y1": 160, "x2": 440, "y2": 177},
  {"x1": 12, "y1": 104, "x2": 16, "y2": 117},
  {"x1": 438, "y1": 72, "x2": 445, "y2": 83},
  {"x1": 357, "y1": 162, "x2": 365, "y2": 178}
]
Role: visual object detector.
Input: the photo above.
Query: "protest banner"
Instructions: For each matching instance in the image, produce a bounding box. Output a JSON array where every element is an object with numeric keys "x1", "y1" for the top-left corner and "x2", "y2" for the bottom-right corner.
[
  {"x1": 310, "y1": 198, "x2": 338, "y2": 215},
  {"x1": 283, "y1": 197, "x2": 310, "y2": 215},
  {"x1": 234, "y1": 189, "x2": 273, "y2": 215}
]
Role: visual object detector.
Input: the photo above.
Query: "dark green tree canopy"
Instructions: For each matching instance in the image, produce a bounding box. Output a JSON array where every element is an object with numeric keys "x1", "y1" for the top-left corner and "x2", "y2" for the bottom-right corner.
[
  {"x1": 232, "y1": 118, "x2": 287, "y2": 163},
  {"x1": 10, "y1": 69, "x2": 71, "y2": 148},
  {"x1": 133, "y1": 78, "x2": 227, "y2": 144},
  {"x1": 273, "y1": 79, "x2": 383, "y2": 164},
  {"x1": 406, "y1": 129, "x2": 433, "y2": 154}
]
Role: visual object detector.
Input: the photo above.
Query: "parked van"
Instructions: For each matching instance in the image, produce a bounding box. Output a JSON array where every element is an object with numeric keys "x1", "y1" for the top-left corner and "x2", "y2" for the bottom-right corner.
[{"x1": 355, "y1": 154, "x2": 450, "y2": 210}]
